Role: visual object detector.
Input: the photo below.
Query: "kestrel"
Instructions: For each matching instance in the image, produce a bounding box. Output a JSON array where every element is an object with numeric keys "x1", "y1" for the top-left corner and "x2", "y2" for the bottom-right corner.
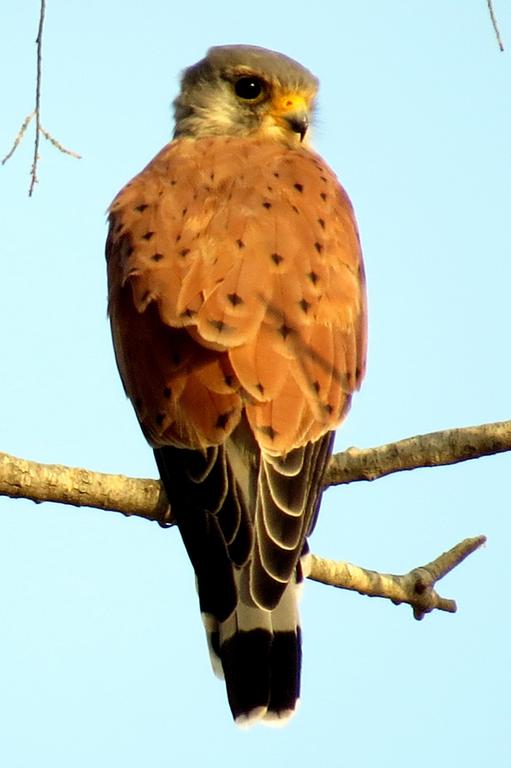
[{"x1": 106, "y1": 45, "x2": 366, "y2": 726}]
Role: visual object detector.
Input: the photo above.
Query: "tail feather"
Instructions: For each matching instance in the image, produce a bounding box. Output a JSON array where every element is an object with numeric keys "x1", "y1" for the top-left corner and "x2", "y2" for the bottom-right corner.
[
  {"x1": 203, "y1": 575, "x2": 302, "y2": 725},
  {"x1": 266, "y1": 628, "x2": 301, "y2": 721},
  {"x1": 154, "y1": 429, "x2": 332, "y2": 726},
  {"x1": 222, "y1": 628, "x2": 274, "y2": 724}
]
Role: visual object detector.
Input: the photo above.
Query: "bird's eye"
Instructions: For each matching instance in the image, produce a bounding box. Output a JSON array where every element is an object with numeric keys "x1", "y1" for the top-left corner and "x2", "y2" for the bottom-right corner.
[{"x1": 234, "y1": 76, "x2": 265, "y2": 102}]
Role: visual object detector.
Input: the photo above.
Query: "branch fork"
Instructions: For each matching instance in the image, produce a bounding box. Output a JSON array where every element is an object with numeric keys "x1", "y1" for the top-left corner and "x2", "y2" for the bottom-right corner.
[
  {"x1": 1, "y1": 0, "x2": 80, "y2": 195},
  {"x1": 308, "y1": 535, "x2": 485, "y2": 620}
]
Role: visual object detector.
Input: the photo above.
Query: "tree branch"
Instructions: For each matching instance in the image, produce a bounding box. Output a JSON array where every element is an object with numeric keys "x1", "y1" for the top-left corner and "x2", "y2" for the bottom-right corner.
[
  {"x1": 1, "y1": 419, "x2": 500, "y2": 617},
  {"x1": 309, "y1": 535, "x2": 486, "y2": 620},
  {"x1": 2, "y1": 420, "x2": 509, "y2": 519},
  {"x1": 487, "y1": 0, "x2": 505, "y2": 51},
  {"x1": 0, "y1": 451, "x2": 169, "y2": 523},
  {"x1": 1, "y1": 0, "x2": 80, "y2": 194},
  {"x1": 326, "y1": 418, "x2": 511, "y2": 486},
  {"x1": 28, "y1": 0, "x2": 46, "y2": 196}
]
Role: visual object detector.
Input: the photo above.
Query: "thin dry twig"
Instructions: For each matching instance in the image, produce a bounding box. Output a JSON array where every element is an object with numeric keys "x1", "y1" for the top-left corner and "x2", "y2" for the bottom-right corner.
[
  {"x1": 39, "y1": 125, "x2": 81, "y2": 158},
  {"x1": 487, "y1": 0, "x2": 505, "y2": 51},
  {"x1": 2, "y1": 0, "x2": 81, "y2": 195},
  {"x1": 28, "y1": 0, "x2": 46, "y2": 195},
  {"x1": 1, "y1": 112, "x2": 35, "y2": 165}
]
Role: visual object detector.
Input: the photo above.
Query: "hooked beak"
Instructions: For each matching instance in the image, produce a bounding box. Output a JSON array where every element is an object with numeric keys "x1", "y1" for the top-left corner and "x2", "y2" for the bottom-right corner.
[
  {"x1": 283, "y1": 111, "x2": 309, "y2": 142},
  {"x1": 271, "y1": 93, "x2": 311, "y2": 142}
]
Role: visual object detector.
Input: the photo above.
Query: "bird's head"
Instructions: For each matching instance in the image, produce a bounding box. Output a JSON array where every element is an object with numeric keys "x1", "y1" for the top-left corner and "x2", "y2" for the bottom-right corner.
[{"x1": 173, "y1": 45, "x2": 318, "y2": 146}]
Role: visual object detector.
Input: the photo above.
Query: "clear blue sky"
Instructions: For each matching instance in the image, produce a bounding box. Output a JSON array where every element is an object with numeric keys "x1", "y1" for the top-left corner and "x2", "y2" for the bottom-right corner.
[{"x1": 1, "y1": 2, "x2": 509, "y2": 766}]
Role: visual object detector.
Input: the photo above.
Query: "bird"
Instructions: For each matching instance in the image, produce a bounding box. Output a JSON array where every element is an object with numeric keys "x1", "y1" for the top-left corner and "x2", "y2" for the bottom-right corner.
[{"x1": 106, "y1": 44, "x2": 367, "y2": 726}]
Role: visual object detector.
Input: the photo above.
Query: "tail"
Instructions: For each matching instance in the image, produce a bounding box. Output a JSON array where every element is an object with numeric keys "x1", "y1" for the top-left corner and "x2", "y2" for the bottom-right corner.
[
  {"x1": 154, "y1": 443, "x2": 308, "y2": 725},
  {"x1": 154, "y1": 429, "x2": 329, "y2": 725},
  {"x1": 204, "y1": 564, "x2": 306, "y2": 726}
]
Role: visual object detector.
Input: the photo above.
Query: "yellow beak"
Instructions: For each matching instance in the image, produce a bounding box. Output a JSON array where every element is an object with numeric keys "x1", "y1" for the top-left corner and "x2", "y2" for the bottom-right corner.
[{"x1": 271, "y1": 94, "x2": 311, "y2": 141}]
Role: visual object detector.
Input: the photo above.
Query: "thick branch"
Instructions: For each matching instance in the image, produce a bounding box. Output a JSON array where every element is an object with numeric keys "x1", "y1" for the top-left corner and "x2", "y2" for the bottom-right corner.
[
  {"x1": 1, "y1": 420, "x2": 510, "y2": 519},
  {"x1": 0, "y1": 447, "x2": 483, "y2": 615},
  {"x1": 326, "y1": 419, "x2": 511, "y2": 486},
  {"x1": 0, "y1": 451, "x2": 169, "y2": 523},
  {"x1": 0, "y1": 419, "x2": 498, "y2": 616},
  {"x1": 1, "y1": 420, "x2": 509, "y2": 520}
]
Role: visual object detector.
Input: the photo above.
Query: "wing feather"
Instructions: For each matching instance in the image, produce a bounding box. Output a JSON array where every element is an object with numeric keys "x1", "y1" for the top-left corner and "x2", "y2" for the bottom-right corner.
[{"x1": 108, "y1": 137, "x2": 365, "y2": 454}]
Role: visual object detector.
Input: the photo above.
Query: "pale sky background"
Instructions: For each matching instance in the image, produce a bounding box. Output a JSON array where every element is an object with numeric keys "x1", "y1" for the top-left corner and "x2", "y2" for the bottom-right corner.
[{"x1": 1, "y1": 2, "x2": 509, "y2": 766}]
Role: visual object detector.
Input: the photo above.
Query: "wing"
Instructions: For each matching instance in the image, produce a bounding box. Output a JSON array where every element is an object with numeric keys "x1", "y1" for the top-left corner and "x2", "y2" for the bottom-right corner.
[{"x1": 106, "y1": 135, "x2": 366, "y2": 455}]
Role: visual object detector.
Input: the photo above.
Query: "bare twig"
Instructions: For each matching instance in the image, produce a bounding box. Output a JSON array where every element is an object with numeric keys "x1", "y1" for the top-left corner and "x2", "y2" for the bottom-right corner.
[
  {"x1": 2, "y1": 0, "x2": 81, "y2": 194},
  {"x1": 40, "y1": 125, "x2": 81, "y2": 158},
  {"x1": 487, "y1": 0, "x2": 505, "y2": 51},
  {"x1": 28, "y1": 0, "x2": 46, "y2": 195},
  {"x1": 1, "y1": 112, "x2": 35, "y2": 165},
  {"x1": 309, "y1": 536, "x2": 486, "y2": 619}
]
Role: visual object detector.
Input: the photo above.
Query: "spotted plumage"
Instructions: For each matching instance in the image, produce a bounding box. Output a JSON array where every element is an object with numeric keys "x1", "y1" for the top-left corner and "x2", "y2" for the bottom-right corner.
[{"x1": 107, "y1": 44, "x2": 367, "y2": 725}]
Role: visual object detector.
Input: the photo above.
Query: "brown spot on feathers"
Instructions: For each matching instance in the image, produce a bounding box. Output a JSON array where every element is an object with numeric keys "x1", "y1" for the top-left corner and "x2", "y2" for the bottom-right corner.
[{"x1": 107, "y1": 135, "x2": 366, "y2": 452}]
